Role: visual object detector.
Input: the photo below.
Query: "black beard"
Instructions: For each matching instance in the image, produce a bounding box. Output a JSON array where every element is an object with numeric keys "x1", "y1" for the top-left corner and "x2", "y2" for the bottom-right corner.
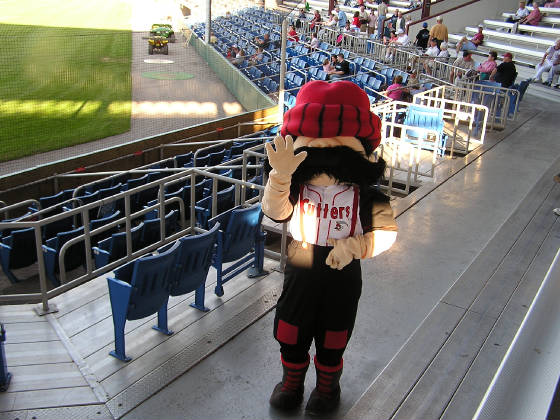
[{"x1": 289, "y1": 146, "x2": 386, "y2": 187}]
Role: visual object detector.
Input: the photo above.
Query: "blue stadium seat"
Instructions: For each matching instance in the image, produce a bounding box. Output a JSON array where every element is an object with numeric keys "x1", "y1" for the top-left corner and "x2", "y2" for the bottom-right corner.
[
  {"x1": 93, "y1": 222, "x2": 144, "y2": 269},
  {"x1": 168, "y1": 223, "x2": 220, "y2": 312},
  {"x1": 0, "y1": 228, "x2": 37, "y2": 283},
  {"x1": 208, "y1": 204, "x2": 267, "y2": 297},
  {"x1": 107, "y1": 240, "x2": 181, "y2": 361}
]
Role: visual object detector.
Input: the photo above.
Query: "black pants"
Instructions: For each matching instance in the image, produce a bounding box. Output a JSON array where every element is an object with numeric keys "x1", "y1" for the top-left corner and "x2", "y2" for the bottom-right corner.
[{"x1": 273, "y1": 241, "x2": 362, "y2": 366}]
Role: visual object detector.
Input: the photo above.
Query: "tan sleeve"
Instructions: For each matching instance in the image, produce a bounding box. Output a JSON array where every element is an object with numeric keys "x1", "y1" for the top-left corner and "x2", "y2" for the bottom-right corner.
[
  {"x1": 371, "y1": 201, "x2": 398, "y2": 231},
  {"x1": 326, "y1": 228, "x2": 398, "y2": 268},
  {"x1": 261, "y1": 169, "x2": 295, "y2": 222}
]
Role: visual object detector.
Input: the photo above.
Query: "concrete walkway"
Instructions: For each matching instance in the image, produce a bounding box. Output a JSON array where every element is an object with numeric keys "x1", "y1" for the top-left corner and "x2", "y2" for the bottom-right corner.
[{"x1": 121, "y1": 95, "x2": 560, "y2": 420}]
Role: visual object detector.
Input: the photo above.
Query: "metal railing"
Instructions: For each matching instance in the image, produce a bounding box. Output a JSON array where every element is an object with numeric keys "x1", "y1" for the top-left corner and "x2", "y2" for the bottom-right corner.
[
  {"x1": 0, "y1": 148, "x2": 267, "y2": 312},
  {"x1": 372, "y1": 97, "x2": 488, "y2": 195}
]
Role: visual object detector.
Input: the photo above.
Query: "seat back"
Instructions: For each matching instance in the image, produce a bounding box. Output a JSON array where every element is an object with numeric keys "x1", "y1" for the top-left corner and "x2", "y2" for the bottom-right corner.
[
  {"x1": 169, "y1": 223, "x2": 220, "y2": 296},
  {"x1": 404, "y1": 106, "x2": 444, "y2": 139},
  {"x1": 175, "y1": 152, "x2": 193, "y2": 167},
  {"x1": 141, "y1": 210, "x2": 179, "y2": 247},
  {"x1": 213, "y1": 204, "x2": 263, "y2": 263},
  {"x1": 51, "y1": 226, "x2": 86, "y2": 273},
  {"x1": 1, "y1": 228, "x2": 37, "y2": 269},
  {"x1": 120, "y1": 241, "x2": 180, "y2": 320},
  {"x1": 90, "y1": 210, "x2": 121, "y2": 245},
  {"x1": 95, "y1": 222, "x2": 144, "y2": 265}
]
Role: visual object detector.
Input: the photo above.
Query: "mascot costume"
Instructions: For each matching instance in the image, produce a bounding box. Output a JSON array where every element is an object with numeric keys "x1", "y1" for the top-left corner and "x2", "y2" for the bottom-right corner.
[{"x1": 263, "y1": 80, "x2": 398, "y2": 415}]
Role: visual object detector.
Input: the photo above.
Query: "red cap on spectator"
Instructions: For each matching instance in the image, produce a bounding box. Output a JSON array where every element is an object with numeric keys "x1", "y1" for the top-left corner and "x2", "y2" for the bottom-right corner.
[{"x1": 503, "y1": 52, "x2": 513, "y2": 58}]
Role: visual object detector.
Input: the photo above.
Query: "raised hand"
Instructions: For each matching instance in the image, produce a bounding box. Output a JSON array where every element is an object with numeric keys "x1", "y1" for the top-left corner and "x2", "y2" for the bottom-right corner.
[{"x1": 265, "y1": 135, "x2": 307, "y2": 177}]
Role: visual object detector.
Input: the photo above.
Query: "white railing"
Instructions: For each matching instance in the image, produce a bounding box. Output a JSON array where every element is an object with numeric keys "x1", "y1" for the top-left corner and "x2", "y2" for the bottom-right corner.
[{"x1": 372, "y1": 98, "x2": 488, "y2": 195}]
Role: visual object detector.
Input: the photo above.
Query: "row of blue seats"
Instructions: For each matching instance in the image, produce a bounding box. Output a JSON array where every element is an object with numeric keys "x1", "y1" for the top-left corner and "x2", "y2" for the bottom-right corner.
[
  {"x1": 0, "y1": 136, "x2": 271, "y2": 285},
  {"x1": 107, "y1": 203, "x2": 266, "y2": 361}
]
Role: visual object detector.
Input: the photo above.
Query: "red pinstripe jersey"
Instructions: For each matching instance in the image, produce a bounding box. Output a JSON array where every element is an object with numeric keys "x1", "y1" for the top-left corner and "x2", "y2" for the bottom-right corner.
[{"x1": 289, "y1": 184, "x2": 362, "y2": 246}]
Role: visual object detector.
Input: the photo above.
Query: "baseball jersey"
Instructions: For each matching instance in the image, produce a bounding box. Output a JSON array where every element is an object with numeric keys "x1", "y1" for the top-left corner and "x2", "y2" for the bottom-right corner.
[{"x1": 289, "y1": 184, "x2": 362, "y2": 246}]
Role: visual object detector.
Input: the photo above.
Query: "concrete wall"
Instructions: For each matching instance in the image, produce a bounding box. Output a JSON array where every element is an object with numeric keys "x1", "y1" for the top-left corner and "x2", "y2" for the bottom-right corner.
[{"x1": 407, "y1": 0, "x2": 520, "y2": 46}]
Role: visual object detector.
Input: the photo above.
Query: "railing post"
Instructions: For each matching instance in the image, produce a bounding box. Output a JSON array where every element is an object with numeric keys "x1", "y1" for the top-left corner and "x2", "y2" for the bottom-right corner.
[
  {"x1": 34, "y1": 225, "x2": 57, "y2": 315},
  {"x1": 0, "y1": 324, "x2": 11, "y2": 392},
  {"x1": 421, "y1": 0, "x2": 431, "y2": 19}
]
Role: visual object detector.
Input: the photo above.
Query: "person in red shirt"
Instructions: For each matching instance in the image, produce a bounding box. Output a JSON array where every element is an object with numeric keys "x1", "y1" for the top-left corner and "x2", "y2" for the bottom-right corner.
[
  {"x1": 288, "y1": 25, "x2": 299, "y2": 42},
  {"x1": 456, "y1": 25, "x2": 484, "y2": 53}
]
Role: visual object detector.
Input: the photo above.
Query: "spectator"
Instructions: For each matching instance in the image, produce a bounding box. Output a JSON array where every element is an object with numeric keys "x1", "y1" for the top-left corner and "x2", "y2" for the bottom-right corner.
[
  {"x1": 249, "y1": 46, "x2": 264, "y2": 65},
  {"x1": 352, "y1": 11, "x2": 361, "y2": 30},
  {"x1": 415, "y1": 22, "x2": 430, "y2": 50},
  {"x1": 516, "y1": 1, "x2": 542, "y2": 31},
  {"x1": 490, "y1": 52, "x2": 517, "y2": 87},
  {"x1": 477, "y1": 51, "x2": 498, "y2": 80},
  {"x1": 455, "y1": 24, "x2": 484, "y2": 53},
  {"x1": 422, "y1": 38, "x2": 439, "y2": 74},
  {"x1": 450, "y1": 50, "x2": 475, "y2": 82},
  {"x1": 209, "y1": 31, "x2": 217, "y2": 44},
  {"x1": 317, "y1": 12, "x2": 338, "y2": 39},
  {"x1": 336, "y1": 6, "x2": 348, "y2": 28},
  {"x1": 383, "y1": 21, "x2": 395, "y2": 43},
  {"x1": 328, "y1": 53, "x2": 350, "y2": 80},
  {"x1": 323, "y1": 57, "x2": 334, "y2": 76},
  {"x1": 308, "y1": 32, "x2": 319, "y2": 50},
  {"x1": 310, "y1": 10, "x2": 322, "y2": 31},
  {"x1": 377, "y1": 0, "x2": 389, "y2": 38},
  {"x1": 288, "y1": 25, "x2": 299, "y2": 42},
  {"x1": 384, "y1": 28, "x2": 398, "y2": 46},
  {"x1": 533, "y1": 38, "x2": 560, "y2": 86},
  {"x1": 295, "y1": 7, "x2": 307, "y2": 29},
  {"x1": 225, "y1": 10, "x2": 232, "y2": 19},
  {"x1": 358, "y1": 5, "x2": 369, "y2": 31},
  {"x1": 429, "y1": 16, "x2": 448, "y2": 49},
  {"x1": 544, "y1": 0, "x2": 560, "y2": 6},
  {"x1": 394, "y1": 10, "x2": 406, "y2": 32},
  {"x1": 437, "y1": 41, "x2": 450, "y2": 59},
  {"x1": 384, "y1": 28, "x2": 408, "y2": 62},
  {"x1": 386, "y1": 75, "x2": 407, "y2": 100},
  {"x1": 255, "y1": 33, "x2": 270, "y2": 49},
  {"x1": 506, "y1": 1, "x2": 530, "y2": 23},
  {"x1": 228, "y1": 46, "x2": 245, "y2": 66},
  {"x1": 367, "y1": 8, "x2": 377, "y2": 35}
]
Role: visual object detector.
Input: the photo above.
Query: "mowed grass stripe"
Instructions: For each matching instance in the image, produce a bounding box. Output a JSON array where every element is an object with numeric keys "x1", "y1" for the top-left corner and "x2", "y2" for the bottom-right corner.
[{"x1": 0, "y1": 0, "x2": 133, "y2": 162}]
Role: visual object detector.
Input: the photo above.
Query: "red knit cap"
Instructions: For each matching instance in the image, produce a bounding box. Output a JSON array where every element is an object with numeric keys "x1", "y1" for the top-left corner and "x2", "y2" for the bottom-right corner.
[{"x1": 281, "y1": 80, "x2": 382, "y2": 152}]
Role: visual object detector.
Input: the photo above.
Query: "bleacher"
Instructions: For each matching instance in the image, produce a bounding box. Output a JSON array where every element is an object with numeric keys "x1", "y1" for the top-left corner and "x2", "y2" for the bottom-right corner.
[{"x1": 447, "y1": 3, "x2": 560, "y2": 89}]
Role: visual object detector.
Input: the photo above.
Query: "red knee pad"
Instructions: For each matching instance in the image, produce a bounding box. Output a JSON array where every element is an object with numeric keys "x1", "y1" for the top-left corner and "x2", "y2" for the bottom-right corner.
[
  {"x1": 276, "y1": 319, "x2": 299, "y2": 345},
  {"x1": 323, "y1": 329, "x2": 348, "y2": 350}
]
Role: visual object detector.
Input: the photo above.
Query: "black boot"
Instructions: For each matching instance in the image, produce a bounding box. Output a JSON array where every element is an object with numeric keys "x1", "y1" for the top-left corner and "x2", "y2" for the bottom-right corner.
[
  {"x1": 305, "y1": 356, "x2": 343, "y2": 416},
  {"x1": 269, "y1": 354, "x2": 310, "y2": 410}
]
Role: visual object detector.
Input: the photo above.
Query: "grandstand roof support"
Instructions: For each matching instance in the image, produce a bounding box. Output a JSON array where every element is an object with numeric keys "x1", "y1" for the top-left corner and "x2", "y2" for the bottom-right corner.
[
  {"x1": 421, "y1": 0, "x2": 431, "y2": 19},
  {"x1": 278, "y1": 18, "x2": 288, "y2": 124},
  {"x1": 205, "y1": 0, "x2": 212, "y2": 44}
]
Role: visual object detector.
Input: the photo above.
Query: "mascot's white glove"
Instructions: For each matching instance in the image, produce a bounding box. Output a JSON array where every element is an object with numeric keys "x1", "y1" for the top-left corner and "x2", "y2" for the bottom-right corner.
[
  {"x1": 262, "y1": 135, "x2": 307, "y2": 220},
  {"x1": 326, "y1": 230, "x2": 398, "y2": 270}
]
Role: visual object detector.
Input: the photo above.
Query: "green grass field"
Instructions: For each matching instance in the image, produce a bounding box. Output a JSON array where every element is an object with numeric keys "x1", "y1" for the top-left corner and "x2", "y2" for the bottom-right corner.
[{"x1": 0, "y1": 0, "x2": 133, "y2": 162}]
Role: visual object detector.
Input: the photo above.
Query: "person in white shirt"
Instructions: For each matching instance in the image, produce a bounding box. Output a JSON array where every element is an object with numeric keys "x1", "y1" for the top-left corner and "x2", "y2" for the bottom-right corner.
[
  {"x1": 534, "y1": 38, "x2": 560, "y2": 86},
  {"x1": 308, "y1": 33, "x2": 319, "y2": 50},
  {"x1": 423, "y1": 38, "x2": 439, "y2": 74},
  {"x1": 384, "y1": 28, "x2": 409, "y2": 62},
  {"x1": 506, "y1": 0, "x2": 530, "y2": 23},
  {"x1": 437, "y1": 42, "x2": 450, "y2": 59}
]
